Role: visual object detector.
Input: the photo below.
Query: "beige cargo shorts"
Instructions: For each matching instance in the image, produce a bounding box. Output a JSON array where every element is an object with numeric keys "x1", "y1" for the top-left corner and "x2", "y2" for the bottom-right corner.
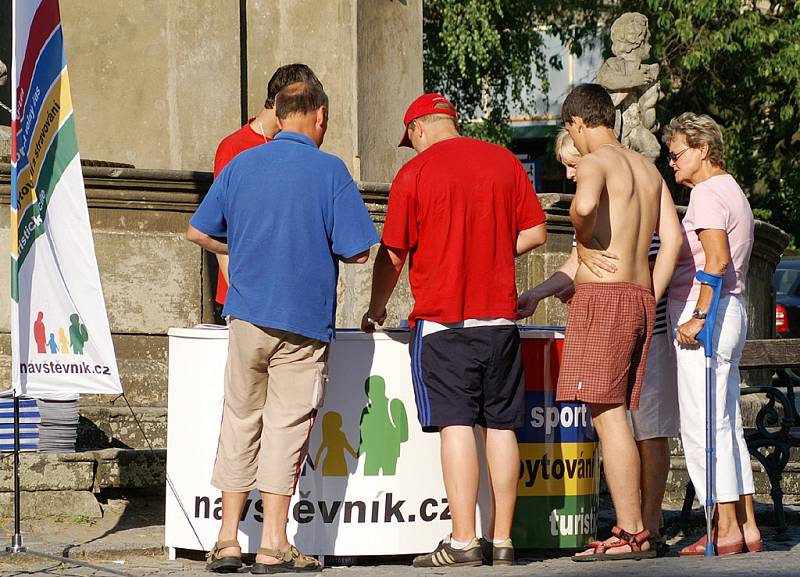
[{"x1": 211, "y1": 318, "x2": 328, "y2": 495}]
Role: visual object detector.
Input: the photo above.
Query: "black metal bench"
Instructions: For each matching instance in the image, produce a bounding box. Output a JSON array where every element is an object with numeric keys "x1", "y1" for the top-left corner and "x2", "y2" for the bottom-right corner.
[{"x1": 680, "y1": 338, "x2": 800, "y2": 532}]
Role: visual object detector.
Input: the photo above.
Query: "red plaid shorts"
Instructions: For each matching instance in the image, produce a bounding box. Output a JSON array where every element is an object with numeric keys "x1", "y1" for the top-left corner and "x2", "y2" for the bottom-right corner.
[{"x1": 556, "y1": 282, "x2": 655, "y2": 410}]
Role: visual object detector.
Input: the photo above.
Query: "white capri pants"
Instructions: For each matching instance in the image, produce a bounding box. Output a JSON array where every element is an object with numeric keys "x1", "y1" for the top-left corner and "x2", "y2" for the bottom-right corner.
[{"x1": 669, "y1": 294, "x2": 754, "y2": 504}]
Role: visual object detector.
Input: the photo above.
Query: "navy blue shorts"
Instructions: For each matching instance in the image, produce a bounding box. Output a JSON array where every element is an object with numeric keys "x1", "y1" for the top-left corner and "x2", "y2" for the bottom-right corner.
[{"x1": 409, "y1": 322, "x2": 525, "y2": 432}]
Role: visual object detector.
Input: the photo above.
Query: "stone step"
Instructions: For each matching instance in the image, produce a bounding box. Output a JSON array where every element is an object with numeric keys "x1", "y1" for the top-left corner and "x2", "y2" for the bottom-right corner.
[
  {"x1": 665, "y1": 455, "x2": 800, "y2": 508},
  {"x1": 0, "y1": 449, "x2": 165, "y2": 519},
  {"x1": 78, "y1": 405, "x2": 167, "y2": 449}
]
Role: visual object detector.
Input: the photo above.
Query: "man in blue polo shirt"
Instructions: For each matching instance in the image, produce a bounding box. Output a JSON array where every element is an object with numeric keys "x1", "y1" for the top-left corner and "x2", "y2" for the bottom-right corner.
[{"x1": 187, "y1": 80, "x2": 378, "y2": 573}]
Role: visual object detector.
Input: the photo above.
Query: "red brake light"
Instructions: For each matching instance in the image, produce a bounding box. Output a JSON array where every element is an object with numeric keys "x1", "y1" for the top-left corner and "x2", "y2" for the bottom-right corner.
[{"x1": 776, "y1": 304, "x2": 789, "y2": 334}]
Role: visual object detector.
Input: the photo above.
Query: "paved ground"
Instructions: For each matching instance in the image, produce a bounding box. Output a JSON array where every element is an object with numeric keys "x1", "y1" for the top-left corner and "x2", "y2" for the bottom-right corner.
[
  {"x1": 0, "y1": 498, "x2": 798, "y2": 576},
  {"x1": 1, "y1": 548, "x2": 799, "y2": 577}
]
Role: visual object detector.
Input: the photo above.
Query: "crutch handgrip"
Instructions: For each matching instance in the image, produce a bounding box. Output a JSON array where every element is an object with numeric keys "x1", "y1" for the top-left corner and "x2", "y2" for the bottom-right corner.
[{"x1": 695, "y1": 271, "x2": 724, "y2": 358}]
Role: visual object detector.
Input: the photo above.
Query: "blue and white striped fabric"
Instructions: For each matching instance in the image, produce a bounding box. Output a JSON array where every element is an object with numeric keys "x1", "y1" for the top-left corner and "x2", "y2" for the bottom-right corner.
[
  {"x1": 0, "y1": 398, "x2": 41, "y2": 452},
  {"x1": 409, "y1": 320, "x2": 432, "y2": 428},
  {"x1": 648, "y1": 236, "x2": 669, "y2": 336}
]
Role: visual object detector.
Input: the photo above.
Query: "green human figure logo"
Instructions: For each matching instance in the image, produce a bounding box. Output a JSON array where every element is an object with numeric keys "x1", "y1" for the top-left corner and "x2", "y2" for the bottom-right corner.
[
  {"x1": 314, "y1": 411, "x2": 357, "y2": 476},
  {"x1": 69, "y1": 313, "x2": 89, "y2": 354},
  {"x1": 358, "y1": 375, "x2": 408, "y2": 476}
]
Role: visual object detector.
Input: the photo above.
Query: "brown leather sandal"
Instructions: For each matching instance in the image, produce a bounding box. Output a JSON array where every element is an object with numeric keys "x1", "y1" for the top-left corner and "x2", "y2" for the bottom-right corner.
[
  {"x1": 572, "y1": 526, "x2": 656, "y2": 562},
  {"x1": 250, "y1": 545, "x2": 322, "y2": 574},
  {"x1": 205, "y1": 539, "x2": 243, "y2": 573}
]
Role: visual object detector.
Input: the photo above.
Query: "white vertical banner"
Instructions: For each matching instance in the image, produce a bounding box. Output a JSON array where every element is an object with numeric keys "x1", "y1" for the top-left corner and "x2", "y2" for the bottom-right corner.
[{"x1": 10, "y1": 0, "x2": 121, "y2": 397}]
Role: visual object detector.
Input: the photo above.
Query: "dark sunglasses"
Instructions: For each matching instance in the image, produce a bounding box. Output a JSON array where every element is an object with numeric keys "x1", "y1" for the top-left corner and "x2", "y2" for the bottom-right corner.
[{"x1": 667, "y1": 148, "x2": 690, "y2": 163}]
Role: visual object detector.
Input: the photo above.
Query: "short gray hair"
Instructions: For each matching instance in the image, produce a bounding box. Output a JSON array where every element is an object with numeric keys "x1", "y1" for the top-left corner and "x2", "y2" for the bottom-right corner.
[{"x1": 662, "y1": 112, "x2": 726, "y2": 169}]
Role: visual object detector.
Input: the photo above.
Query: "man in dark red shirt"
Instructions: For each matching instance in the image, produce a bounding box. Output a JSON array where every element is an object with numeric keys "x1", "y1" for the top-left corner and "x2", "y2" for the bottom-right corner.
[
  {"x1": 362, "y1": 94, "x2": 547, "y2": 568},
  {"x1": 211, "y1": 64, "x2": 322, "y2": 312}
]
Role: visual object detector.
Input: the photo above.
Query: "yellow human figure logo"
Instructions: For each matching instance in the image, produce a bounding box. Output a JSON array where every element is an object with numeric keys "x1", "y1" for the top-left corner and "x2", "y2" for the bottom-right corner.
[
  {"x1": 314, "y1": 411, "x2": 357, "y2": 476},
  {"x1": 58, "y1": 327, "x2": 70, "y2": 354}
]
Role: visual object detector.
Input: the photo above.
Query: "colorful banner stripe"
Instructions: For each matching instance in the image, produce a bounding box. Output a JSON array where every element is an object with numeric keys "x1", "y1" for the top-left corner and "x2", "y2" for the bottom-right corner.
[
  {"x1": 16, "y1": 71, "x2": 73, "y2": 215},
  {"x1": 521, "y1": 338, "x2": 563, "y2": 392},
  {"x1": 12, "y1": 114, "x2": 78, "y2": 302},
  {"x1": 15, "y1": 25, "x2": 66, "y2": 179},
  {"x1": 517, "y1": 442, "x2": 598, "y2": 497},
  {"x1": 512, "y1": 494, "x2": 600, "y2": 549},
  {"x1": 516, "y1": 391, "x2": 596, "y2": 444},
  {"x1": 14, "y1": 0, "x2": 60, "y2": 135}
]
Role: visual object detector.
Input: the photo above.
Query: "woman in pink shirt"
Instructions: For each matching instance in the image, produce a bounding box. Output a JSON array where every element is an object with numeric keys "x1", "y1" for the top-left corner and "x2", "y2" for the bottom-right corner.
[{"x1": 664, "y1": 113, "x2": 760, "y2": 556}]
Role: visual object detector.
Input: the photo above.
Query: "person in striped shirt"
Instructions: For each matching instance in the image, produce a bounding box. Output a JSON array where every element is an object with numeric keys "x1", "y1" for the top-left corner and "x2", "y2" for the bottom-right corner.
[{"x1": 517, "y1": 129, "x2": 678, "y2": 554}]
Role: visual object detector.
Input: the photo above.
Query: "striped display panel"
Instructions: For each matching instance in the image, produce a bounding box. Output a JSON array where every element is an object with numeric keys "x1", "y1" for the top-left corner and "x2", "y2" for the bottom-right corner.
[
  {"x1": 512, "y1": 494, "x2": 600, "y2": 549},
  {"x1": 514, "y1": 338, "x2": 599, "y2": 549},
  {"x1": 0, "y1": 398, "x2": 40, "y2": 451}
]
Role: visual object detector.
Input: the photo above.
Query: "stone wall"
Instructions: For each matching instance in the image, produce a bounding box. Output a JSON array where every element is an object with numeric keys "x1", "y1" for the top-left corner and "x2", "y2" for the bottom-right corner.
[
  {"x1": 0, "y1": 450, "x2": 166, "y2": 519},
  {"x1": 0, "y1": 1, "x2": 422, "y2": 181},
  {"x1": 0, "y1": 166, "x2": 212, "y2": 405},
  {"x1": 244, "y1": 1, "x2": 422, "y2": 182}
]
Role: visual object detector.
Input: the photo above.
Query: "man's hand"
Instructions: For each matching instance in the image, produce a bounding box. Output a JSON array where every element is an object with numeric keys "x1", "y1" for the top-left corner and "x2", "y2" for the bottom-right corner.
[
  {"x1": 361, "y1": 308, "x2": 387, "y2": 333},
  {"x1": 675, "y1": 318, "x2": 704, "y2": 347},
  {"x1": 577, "y1": 243, "x2": 619, "y2": 278},
  {"x1": 517, "y1": 290, "x2": 543, "y2": 320}
]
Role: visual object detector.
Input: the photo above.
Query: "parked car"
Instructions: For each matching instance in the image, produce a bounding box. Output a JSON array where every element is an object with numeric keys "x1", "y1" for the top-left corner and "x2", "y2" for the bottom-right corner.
[{"x1": 774, "y1": 258, "x2": 800, "y2": 338}]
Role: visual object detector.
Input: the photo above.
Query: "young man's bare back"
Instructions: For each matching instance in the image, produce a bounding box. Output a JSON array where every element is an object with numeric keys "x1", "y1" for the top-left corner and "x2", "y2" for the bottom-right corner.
[
  {"x1": 572, "y1": 145, "x2": 665, "y2": 289},
  {"x1": 557, "y1": 84, "x2": 681, "y2": 562}
]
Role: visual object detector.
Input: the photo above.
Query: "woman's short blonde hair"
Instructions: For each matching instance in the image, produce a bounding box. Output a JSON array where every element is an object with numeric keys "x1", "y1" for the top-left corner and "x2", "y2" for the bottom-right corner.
[
  {"x1": 662, "y1": 112, "x2": 726, "y2": 169},
  {"x1": 555, "y1": 129, "x2": 580, "y2": 164}
]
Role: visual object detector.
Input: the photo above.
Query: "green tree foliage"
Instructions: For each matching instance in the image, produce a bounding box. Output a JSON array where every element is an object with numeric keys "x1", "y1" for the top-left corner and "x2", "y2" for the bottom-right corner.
[
  {"x1": 423, "y1": 0, "x2": 800, "y2": 244},
  {"x1": 639, "y1": 0, "x2": 800, "y2": 246},
  {"x1": 423, "y1": 0, "x2": 602, "y2": 145}
]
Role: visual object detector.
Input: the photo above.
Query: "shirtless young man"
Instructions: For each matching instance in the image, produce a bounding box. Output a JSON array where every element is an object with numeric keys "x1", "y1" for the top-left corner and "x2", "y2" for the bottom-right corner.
[{"x1": 557, "y1": 84, "x2": 682, "y2": 561}]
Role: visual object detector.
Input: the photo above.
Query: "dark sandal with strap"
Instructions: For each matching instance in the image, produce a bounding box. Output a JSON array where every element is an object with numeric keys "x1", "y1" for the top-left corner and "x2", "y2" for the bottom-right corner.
[
  {"x1": 251, "y1": 545, "x2": 322, "y2": 574},
  {"x1": 206, "y1": 539, "x2": 243, "y2": 573},
  {"x1": 572, "y1": 526, "x2": 656, "y2": 562},
  {"x1": 654, "y1": 526, "x2": 669, "y2": 557}
]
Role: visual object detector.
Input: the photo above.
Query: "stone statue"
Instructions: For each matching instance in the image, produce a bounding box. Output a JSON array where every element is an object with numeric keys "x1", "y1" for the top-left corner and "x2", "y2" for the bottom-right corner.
[
  {"x1": 621, "y1": 102, "x2": 661, "y2": 160},
  {"x1": 596, "y1": 12, "x2": 661, "y2": 162}
]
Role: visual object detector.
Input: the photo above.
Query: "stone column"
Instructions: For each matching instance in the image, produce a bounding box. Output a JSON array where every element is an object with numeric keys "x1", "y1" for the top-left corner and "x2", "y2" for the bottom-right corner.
[
  {"x1": 50, "y1": 1, "x2": 422, "y2": 176},
  {"x1": 245, "y1": 0, "x2": 422, "y2": 182},
  {"x1": 59, "y1": 1, "x2": 243, "y2": 171},
  {"x1": 746, "y1": 221, "x2": 790, "y2": 340}
]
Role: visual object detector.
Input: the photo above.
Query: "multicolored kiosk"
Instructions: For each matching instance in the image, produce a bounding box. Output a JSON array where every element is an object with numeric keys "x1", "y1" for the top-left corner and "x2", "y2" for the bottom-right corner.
[
  {"x1": 164, "y1": 326, "x2": 598, "y2": 559},
  {"x1": 514, "y1": 332, "x2": 598, "y2": 548}
]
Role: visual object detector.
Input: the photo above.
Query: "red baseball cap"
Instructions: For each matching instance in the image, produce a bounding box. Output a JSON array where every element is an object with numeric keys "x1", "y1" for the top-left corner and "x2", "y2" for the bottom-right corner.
[{"x1": 398, "y1": 93, "x2": 458, "y2": 148}]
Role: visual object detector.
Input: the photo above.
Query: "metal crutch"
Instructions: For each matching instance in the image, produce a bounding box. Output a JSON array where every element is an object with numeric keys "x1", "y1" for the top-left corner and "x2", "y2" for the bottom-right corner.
[{"x1": 694, "y1": 270, "x2": 724, "y2": 557}]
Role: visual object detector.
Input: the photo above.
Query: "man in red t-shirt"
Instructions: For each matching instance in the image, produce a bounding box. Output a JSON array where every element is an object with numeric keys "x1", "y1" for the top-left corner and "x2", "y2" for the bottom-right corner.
[
  {"x1": 361, "y1": 94, "x2": 547, "y2": 568},
  {"x1": 211, "y1": 64, "x2": 323, "y2": 314}
]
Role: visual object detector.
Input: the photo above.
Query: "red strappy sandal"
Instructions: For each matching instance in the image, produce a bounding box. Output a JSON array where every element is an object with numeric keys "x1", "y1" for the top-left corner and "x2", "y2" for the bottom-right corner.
[{"x1": 572, "y1": 526, "x2": 656, "y2": 562}]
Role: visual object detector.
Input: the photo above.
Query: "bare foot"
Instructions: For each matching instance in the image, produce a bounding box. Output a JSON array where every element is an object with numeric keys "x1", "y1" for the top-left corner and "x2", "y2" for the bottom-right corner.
[
  {"x1": 742, "y1": 523, "x2": 762, "y2": 550},
  {"x1": 716, "y1": 526, "x2": 744, "y2": 548}
]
